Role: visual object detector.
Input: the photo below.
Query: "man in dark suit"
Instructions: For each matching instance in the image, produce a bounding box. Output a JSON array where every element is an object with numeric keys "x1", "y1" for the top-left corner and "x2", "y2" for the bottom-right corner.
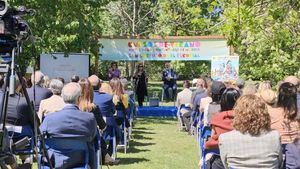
[
  {"x1": 40, "y1": 82, "x2": 97, "y2": 168},
  {"x1": 41, "y1": 82, "x2": 97, "y2": 141},
  {"x1": 162, "y1": 62, "x2": 177, "y2": 101},
  {"x1": 27, "y1": 71, "x2": 52, "y2": 113},
  {"x1": 0, "y1": 77, "x2": 34, "y2": 168}
]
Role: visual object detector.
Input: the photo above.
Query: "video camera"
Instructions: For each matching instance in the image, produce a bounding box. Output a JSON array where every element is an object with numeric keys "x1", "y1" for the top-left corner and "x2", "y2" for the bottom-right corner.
[{"x1": 0, "y1": 0, "x2": 35, "y2": 54}]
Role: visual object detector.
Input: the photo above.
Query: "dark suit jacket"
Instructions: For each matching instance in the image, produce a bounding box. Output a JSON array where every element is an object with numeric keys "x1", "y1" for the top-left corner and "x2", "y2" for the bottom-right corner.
[
  {"x1": 27, "y1": 85, "x2": 52, "y2": 113},
  {"x1": 93, "y1": 92, "x2": 116, "y2": 127},
  {"x1": 40, "y1": 104, "x2": 97, "y2": 142},
  {"x1": 162, "y1": 69, "x2": 177, "y2": 86},
  {"x1": 93, "y1": 92, "x2": 115, "y2": 117},
  {"x1": 0, "y1": 91, "x2": 33, "y2": 127}
]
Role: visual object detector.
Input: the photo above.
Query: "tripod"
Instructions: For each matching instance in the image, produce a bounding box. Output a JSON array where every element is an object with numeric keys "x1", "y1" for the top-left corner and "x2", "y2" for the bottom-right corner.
[{"x1": 0, "y1": 47, "x2": 53, "y2": 169}]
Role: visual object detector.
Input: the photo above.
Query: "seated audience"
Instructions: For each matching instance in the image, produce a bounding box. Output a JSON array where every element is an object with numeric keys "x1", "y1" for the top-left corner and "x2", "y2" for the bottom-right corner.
[
  {"x1": 272, "y1": 82, "x2": 300, "y2": 144},
  {"x1": 71, "y1": 75, "x2": 80, "y2": 83},
  {"x1": 27, "y1": 71, "x2": 52, "y2": 113},
  {"x1": 190, "y1": 78, "x2": 208, "y2": 131},
  {"x1": 110, "y1": 78, "x2": 129, "y2": 127},
  {"x1": 78, "y1": 78, "x2": 119, "y2": 165},
  {"x1": 1, "y1": 77, "x2": 34, "y2": 168},
  {"x1": 236, "y1": 78, "x2": 245, "y2": 94},
  {"x1": 42, "y1": 75, "x2": 50, "y2": 88},
  {"x1": 57, "y1": 77, "x2": 65, "y2": 84},
  {"x1": 284, "y1": 76, "x2": 300, "y2": 113},
  {"x1": 88, "y1": 74, "x2": 101, "y2": 92},
  {"x1": 242, "y1": 83, "x2": 257, "y2": 95},
  {"x1": 285, "y1": 135, "x2": 300, "y2": 169},
  {"x1": 40, "y1": 82, "x2": 97, "y2": 168},
  {"x1": 94, "y1": 83, "x2": 119, "y2": 156},
  {"x1": 121, "y1": 78, "x2": 134, "y2": 101},
  {"x1": 219, "y1": 95, "x2": 282, "y2": 169},
  {"x1": 204, "y1": 88, "x2": 240, "y2": 169},
  {"x1": 38, "y1": 79, "x2": 65, "y2": 122},
  {"x1": 204, "y1": 81, "x2": 226, "y2": 125},
  {"x1": 257, "y1": 81, "x2": 272, "y2": 93},
  {"x1": 176, "y1": 80, "x2": 193, "y2": 131}
]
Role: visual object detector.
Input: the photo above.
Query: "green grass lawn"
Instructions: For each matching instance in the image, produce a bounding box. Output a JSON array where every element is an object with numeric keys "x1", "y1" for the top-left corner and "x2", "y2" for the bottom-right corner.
[
  {"x1": 110, "y1": 118, "x2": 199, "y2": 169},
  {"x1": 32, "y1": 118, "x2": 198, "y2": 169}
]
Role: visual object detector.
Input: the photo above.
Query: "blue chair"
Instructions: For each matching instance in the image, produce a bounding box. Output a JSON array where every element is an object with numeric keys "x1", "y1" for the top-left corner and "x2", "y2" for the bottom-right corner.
[
  {"x1": 177, "y1": 104, "x2": 192, "y2": 131},
  {"x1": 6, "y1": 125, "x2": 35, "y2": 163},
  {"x1": 199, "y1": 125, "x2": 212, "y2": 169},
  {"x1": 102, "y1": 124, "x2": 117, "y2": 160},
  {"x1": 127, "y1": 97, "x2": 136, "y2": 140},
  {"x1": 39, "y1": 138, "x2": 93, "y2": 169}
]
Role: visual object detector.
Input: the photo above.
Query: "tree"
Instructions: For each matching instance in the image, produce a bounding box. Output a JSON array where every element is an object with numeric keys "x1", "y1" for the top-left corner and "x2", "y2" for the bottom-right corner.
[
  {"x1": 9, "y1": 0, "x2": 113, "y2": 74},
  {"x1": 221, "y1": 0, "x2": 300, "y2": 82}
]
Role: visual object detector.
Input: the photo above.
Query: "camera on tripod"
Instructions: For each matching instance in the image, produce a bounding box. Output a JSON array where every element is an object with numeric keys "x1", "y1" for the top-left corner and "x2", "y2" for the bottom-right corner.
[{"x1": 0, "y1": 0, "x2": 35, "y2": 55}]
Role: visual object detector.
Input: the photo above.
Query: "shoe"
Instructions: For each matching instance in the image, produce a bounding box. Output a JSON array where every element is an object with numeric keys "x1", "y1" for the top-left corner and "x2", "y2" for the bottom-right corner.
[
  {"x1": 105, "y1": 159, "x2": 120, "y2": 165},
  {"x1": 104, "y1": 154, "x2": 120, "y2": 165}
]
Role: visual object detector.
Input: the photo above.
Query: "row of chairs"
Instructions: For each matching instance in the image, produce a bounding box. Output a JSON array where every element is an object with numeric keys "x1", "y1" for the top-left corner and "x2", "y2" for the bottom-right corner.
[
  {"x1": 177, "y1": 105, "x2": 216, "y2": 169},
  {"x1": 6, "y1": 98, "x2": 137, "y2": 168}
]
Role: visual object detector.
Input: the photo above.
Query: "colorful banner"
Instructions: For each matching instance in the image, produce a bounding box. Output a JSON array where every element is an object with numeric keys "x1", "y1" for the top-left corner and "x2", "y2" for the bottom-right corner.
[
  {"x1": 99, "y1": 38, "x2": 229, "y2": 61},
  {"x1": 211, "y1": 55, "x2": 239, "y2": 81}
]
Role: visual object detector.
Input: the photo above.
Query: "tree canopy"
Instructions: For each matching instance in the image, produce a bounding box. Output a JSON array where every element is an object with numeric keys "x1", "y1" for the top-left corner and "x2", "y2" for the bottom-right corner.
[{"x1": 7, "y1": 0, "x2": 300, "y2": 81}]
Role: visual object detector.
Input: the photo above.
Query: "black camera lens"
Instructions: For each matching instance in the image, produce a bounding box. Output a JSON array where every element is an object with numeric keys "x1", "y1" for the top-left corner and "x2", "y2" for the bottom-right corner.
[{"x1": 0, "y1": 1, "x2": 5, "y2": 11}]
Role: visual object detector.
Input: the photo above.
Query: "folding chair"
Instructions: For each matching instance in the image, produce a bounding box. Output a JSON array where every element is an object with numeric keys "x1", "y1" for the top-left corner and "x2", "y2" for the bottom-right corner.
[
  {"x1": 177, "y1": 104, "x2": 185, "y2": 131},
  {"x1": 127, "y1": 97, "x2": 136, "y2": 140},
  {"x1": 199, "y1": 125, "x2": 213, "y2": 169},
  {"x1": 39, "y1": 138, "x2": 91, "y2": 169},
  {"x1": 117, "y1": 121, "x2": 128, "y2": 154},
  {"x1": 6, "y1": 125, "x2": 34, "y2": 165},
  {"x1": 102, "y1": 124, "x2": 117, "y2": 160}
]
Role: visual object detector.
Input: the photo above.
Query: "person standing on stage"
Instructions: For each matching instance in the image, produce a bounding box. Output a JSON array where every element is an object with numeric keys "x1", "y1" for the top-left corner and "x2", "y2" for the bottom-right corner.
[
  {"x1": 108, "y1": 62, "x2": 121, "y2": 80},
  {"x1": 133, "y1": 63, "x2": 148, "y2": 107},
  {"x1": 162, "y1": 62, "x2": 177, "y2": 101}
]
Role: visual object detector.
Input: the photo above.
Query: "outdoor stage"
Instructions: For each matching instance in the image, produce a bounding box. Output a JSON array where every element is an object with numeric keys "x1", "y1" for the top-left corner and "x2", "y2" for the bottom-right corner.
[{"x1": 137, "y1": 106, "x2": 178, "y2": 118}]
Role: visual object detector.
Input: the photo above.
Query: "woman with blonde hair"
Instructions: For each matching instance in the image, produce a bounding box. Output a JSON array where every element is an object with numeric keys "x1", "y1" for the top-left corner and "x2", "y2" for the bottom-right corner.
[
  {"x1": 78, "y1": 78, "x2": 119, "y2": 165},
  {"x1": 257, "y1": 81, "x2": 272, "y2": 93},
  {"x1": 109, "y1": 78, "x2": 130, "y2": 127},
  {"x1": 219, "y1": 95, "x2": 282, "y2": 168}
]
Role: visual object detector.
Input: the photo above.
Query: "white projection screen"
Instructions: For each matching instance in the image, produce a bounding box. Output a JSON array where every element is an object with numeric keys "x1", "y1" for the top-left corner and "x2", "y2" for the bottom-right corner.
[{"x1": 40, "y1": 53, "x2": 90, "y2": 82}]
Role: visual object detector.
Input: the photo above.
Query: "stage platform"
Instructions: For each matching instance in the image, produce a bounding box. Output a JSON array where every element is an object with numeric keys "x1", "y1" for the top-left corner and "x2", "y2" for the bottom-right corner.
[{"x1": 137, "y1": 106, "x2": 178, "y2": 118}]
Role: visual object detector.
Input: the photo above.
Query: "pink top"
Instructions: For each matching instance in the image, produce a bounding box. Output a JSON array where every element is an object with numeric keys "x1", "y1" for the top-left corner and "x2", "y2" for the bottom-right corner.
[{"x1": 268, "y1": 106, "x2": 300, "y2": 144}]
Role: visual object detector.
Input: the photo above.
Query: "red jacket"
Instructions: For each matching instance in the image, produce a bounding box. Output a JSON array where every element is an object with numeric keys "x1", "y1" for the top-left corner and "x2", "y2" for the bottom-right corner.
[{"x1": 205, "y1": 110, "x2": 234, "y2": 149}]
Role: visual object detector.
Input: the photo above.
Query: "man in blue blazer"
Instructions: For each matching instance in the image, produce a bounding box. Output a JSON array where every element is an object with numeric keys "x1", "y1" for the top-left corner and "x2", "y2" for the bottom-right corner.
[
  {"x1": 40, "y1": 82, "x2": 97, "y2": 168},
  {"x1": 27, "y1": 71, "x2": 52, "y2": 113},
  {"x1": 162, "y1": 62, "x2": 177, "y2": 101}
]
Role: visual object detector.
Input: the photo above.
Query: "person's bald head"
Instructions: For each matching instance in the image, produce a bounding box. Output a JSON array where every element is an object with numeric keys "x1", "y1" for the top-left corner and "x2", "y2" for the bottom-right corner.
[
  {"x1": 62, "y1": 82, "x2": 82, "y2": 104},
  {"x1": 196, "y1": 78, "x2": 205, "y2": 89},
  {"x1": 284, "y1": 76, "x2": 299, "y2": 87},
  {"x1": 88, "y1": 75, "x2": 100, "y2": 90}
]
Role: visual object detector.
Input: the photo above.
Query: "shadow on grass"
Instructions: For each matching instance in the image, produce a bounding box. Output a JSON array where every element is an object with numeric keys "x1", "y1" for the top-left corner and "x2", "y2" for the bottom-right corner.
[
  {"x1": 118, "y1": 157, "x2": 150, "y2": 165},
  {"x1": 134, "y1": 130, "x2": 155, "y2": 135},
  {"x1": 137, "y1": 118, "x2": 176, "y2": 125},
  {"x1": 131, "y1": 134, "x2": 153, "y2": 140},
  {"x1": 130, "y1": 140, "x2": 155, "y2": 147}
]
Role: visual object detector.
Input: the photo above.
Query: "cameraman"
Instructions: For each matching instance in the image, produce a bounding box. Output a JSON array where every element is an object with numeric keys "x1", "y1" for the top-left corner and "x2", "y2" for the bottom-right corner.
[{"x1": 0, "y1": 75, "x2": 34, "y2": 169}]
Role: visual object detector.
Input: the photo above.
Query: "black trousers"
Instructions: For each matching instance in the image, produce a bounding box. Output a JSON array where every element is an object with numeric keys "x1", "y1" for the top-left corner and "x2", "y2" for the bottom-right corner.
[{"x1": 137, "y1": 94, "x2": 145, "y2": 107}]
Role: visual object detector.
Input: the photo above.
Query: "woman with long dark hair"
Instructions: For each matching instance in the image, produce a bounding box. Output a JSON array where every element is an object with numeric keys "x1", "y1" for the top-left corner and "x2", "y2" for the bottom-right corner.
[
  {"x1": 204, "y1": 88, "x2": 241, "y2": 169},
  {"x1": 270, "y1": 82, "x2": 300, "y2": 144},
  {"x1": 133, "y1": 63, "x2": 148, "y2": 107}
]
